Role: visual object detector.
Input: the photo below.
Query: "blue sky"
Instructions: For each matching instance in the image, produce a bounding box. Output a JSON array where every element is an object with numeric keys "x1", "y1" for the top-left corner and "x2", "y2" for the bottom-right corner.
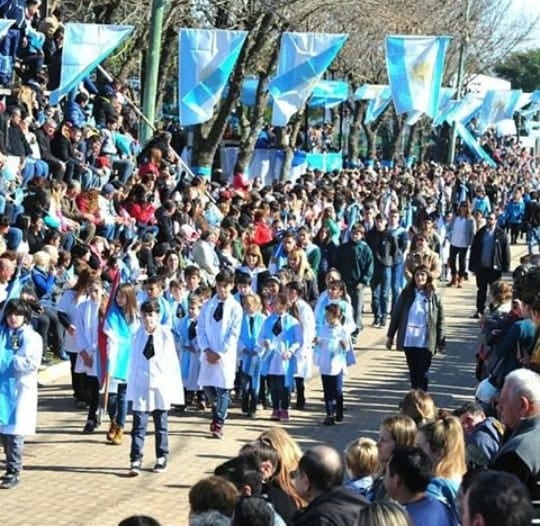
[{"x1": 510, "y1": 0, "x2": 540, "y2": 48}]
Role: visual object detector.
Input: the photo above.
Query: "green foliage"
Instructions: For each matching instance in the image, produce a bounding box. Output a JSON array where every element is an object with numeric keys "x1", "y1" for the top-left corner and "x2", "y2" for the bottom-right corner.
[{"x1": 493, "y1": 48, "x2": 540, "y2": 91}]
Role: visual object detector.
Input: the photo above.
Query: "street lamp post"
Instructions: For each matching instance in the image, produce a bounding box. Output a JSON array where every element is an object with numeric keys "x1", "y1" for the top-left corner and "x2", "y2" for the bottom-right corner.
[
  {"x1": 448, "y1": 0, "x2": 471, "y2": 164},
  {"x1": 140, "y1": 0, "x2": 167, "y2": 145}
]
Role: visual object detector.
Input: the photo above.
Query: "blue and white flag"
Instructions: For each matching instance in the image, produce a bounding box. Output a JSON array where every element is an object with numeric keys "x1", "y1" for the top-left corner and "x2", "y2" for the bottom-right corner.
[
  {"x1": 354, "y1": 84, "x2": 387, "y2": 101},
  {"x1": 308, "y1": 80, "x2": 349, "y2": 108},
  {"x1": 476, "y1": 89, "x2": 522, "y2": 134},
  {"x1": 455, "y1": 122, "x2": 496, "y2": 167},
  {"x1": 0, "y1": 19, "x2": 15, "y2": 40},
  {"x1": 431, "y1": 87, "x2": 456, "y2": 127},
  {"x1": 445, "y1": 93, "x2": 483, "y2": 125},
  {"x1": 179, "y1": 28, "x2": 248, "y2": 126},
  {"x1": 49, "y1": 23, "x2": 134, "y2": 105},
  {"x1": 240, "y1": 77, "x2": 261, "y2": 107},
  {"x1": 269, "y1": 32, "x2": 348, "y2": 127},
  {"x1": 0, "y1": 329, "x2": 16, "y2": 426},
  {"x1": 385, "y1": 35, "x2": 451, "y2": 118},
  {"x1": 365, "y1": 85, "x2": 392, "y2": 124}
]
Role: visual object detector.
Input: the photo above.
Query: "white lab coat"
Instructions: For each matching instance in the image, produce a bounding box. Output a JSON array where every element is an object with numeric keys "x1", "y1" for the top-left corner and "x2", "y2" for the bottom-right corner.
[
  {"x1": 197, "y1": 294, "x2": 243, "y2": 389},
  {"x1": 293, "y1": 299, "x2": 315, "y2": 379},
  {"x1": 126, "y1": 325, "x2": 184, "y2": 411},
  {"x1": 0, "y1": 325, "x2": 43, "y2": 435},
  {"x1": 74, "y1": 298, "x2": 100, "y2": 377},
  {"x1": 57, "y1": 289, "x2": 87, "y2": 353}
]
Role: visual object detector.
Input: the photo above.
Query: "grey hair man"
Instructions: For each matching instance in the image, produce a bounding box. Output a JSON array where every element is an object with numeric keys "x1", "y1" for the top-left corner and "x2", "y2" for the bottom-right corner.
[{"x1": 491, "y1": 368, "x2": 540, "y2": 510}]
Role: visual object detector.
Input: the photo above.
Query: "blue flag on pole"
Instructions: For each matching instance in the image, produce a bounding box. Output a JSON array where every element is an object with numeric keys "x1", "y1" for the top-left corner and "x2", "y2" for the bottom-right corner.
[
  {"x1": 269, "y1": 32, "x2": 348, "y2": 127},
  {"x1": 308, "y1": 80, "x2": 349, "y2": 108},
  {"x1": 445, "y1": 93, "x2": 483, "y2": 125},
  {"x1": 104, "y1": 303, "x2": 132, "y2": 382},
  {"x1": 49, "y1": 23, "x2": 134, "y2": 105},
  {"x1": 385, "y1": 35, "x2": 451, "y2": 118},
  {"x1": 0, "y1": 329, "x2": 16, "y2": 426},
  {"x1": 455, "y1": 122, "x2": 496, "y2": 167},
  {"x1": 432, "y1": 87, "x2": 456, "y2": 127},
  {"x1": 0, "y1": 19, "x2": 15, "y2": 40},
  {"x1": 476, "y1": 89, "x2": 522, "y2": 134},
  {"x1": 365, "y1": 85, "x2": 392, "y2": 124},
  {"x1": 179, "y1": 28, "x2": 248, "y2": 126},
  {"x1": 354, "y1": 84, "x2": 387, "y2": 101}
]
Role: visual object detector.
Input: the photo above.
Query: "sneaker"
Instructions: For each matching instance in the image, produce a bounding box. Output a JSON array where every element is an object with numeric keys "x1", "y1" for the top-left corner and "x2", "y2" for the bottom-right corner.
[
  {"x1": 83, "y1": 420, "x2": 97, "y2": 433},
  {"x1": 153, "y1": 456, "x2": 168, "y2": 473},
  {"x1": 279, "y1": 409, "x2": 290, "y2": 421},
  {"x1": 0, "y1": 472, "x2": 20, "y2": 489},
  {"x1": 58, "y1": 350, "x2": 70, "y2": 361},
  {"x1": 211, "y1": 424, "x2": 224, "y2": 439},
  {"x1": 270, "y1": 410, "x2": 280, "y2": 421},
  {"x1": 471, "y1": 312, "x2": 481, "y2": 319},
  {"x1": 323, "y1": 416, "x2": 335, "y2": 426},
  {"x1": 129, "y1": 460, "x2": 142, "y2": 477}
]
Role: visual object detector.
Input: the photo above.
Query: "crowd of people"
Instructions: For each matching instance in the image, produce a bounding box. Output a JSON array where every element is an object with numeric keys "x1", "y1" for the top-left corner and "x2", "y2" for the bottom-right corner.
[{"x1": 0, "y1": 2, "x2": 538, "y2": 524}]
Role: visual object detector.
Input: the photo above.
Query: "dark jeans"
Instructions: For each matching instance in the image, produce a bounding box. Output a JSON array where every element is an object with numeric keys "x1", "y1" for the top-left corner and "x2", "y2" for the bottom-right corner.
[
  {"x1": 346, "y1": 283, "x2": 365, "y2": 333},
  {"x1": 321, "y1": 373, "x2": 343, "y2": 415},
  {"x1": 449, "y1": 245, "x2": 468, "y2": 278},
  {"x1": 130, "y1": 409, "x2": 169, "y2": 462},
  {"x1": 404, "y1": 347, "x2": 433, "y2": 391},
  {"x1": 391, "y1": 262, "x2": 405, "y2": 310},
  {"x1": 509, "y1": 223, "x2": 522, "y2": 244},
  {"x1": 1, "y1": 434, "x2": 24, "y2": 473},
  {"x1": 475, "y1": 267, "x2": 502, "y2": 314},
  {"x1": 68, "y1": 352, "x2": 87, "y2": 403},
  {"x1": 107, "y1": 383, "x2": 128, "y2": 427},
  {"x1": 371, "y1": 265, "x2": 392, "y2": 323},
  {"x1": 204, "y1": 386, "x2": 230, "y2": 425},
  {"x1": 267, "y1": 374, "x2": 290, "y2": 410},
  {"x1": 240, "y1": 372, "x2": 258, "y2": 413}
]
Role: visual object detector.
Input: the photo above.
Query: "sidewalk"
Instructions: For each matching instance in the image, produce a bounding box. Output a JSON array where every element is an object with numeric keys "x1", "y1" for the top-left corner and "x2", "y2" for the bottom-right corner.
[{"x1": 14, "y1": 247, "x2": 522, "y2": 526}]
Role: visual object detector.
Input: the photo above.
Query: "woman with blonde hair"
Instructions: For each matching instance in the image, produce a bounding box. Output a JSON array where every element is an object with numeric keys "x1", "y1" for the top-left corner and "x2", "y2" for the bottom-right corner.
[
  {"x1": 416, "y1": 415, "x2": 466, "y2": 512},
  {"x1": 400, "y1": 389, "x2": 437, "y2": 426},
  {"x1": 257, "y1": 427, "x2": 304, "y2": 509},
  {"x1": 357, "y1": 502, "x2": 412, "y2": 526},
  {"x1": 286, "y1": 247, "x2": 319, "y2": 305},
  {"x1": 369, "y1": 414, "x2": 417, "y2": 501},
  {"x1": 237, "y1": 243, "x2": 267, "y2": 294}
]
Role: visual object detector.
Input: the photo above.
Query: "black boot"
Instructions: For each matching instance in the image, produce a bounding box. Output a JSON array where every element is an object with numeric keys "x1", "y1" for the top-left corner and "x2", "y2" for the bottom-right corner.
[{"x1": 335, "y1": 395, "x2": 344, "y2": 422}]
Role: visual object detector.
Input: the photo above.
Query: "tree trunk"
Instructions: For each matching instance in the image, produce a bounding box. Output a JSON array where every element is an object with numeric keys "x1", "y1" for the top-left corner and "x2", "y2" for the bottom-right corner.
[
  {"x1": 348, "y1": 101, "x2": 363, "y2": 166},
  {"x1": 404, "y1": 123, "x2": 417, "y2": 159},
  {"x1": 279, "y1": 114, "x2": 303, "y2": 181},
  {"x1": 235, "y1": 40, "x2": 279, "y2": 174},
  {"x1": 387, "y1": 112, "x2": 406, "y2": 162}
]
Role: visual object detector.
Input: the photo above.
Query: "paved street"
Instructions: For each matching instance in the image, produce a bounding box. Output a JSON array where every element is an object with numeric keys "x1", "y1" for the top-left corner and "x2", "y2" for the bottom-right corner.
[{"x1": 1, "y1": 269, "x2": 499, "y2": 525}]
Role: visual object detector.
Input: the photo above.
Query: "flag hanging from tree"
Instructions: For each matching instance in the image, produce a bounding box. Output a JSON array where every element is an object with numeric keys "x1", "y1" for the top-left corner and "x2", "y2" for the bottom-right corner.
[
  {"x1": 49, "y1": 23, "x2": 134, "y2": 105},
  {"x1": 179, "y1": 28, "x2": 248, "y2": 126},
  {"x1": 385, "y1": 35, "x2": 451, "y2": 119},
  {"x1": 269, "y1": 32, "x2": 348, "y2": 127}
]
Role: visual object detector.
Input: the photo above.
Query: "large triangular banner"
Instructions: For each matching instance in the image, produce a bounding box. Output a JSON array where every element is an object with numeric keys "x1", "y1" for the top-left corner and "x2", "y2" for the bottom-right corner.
[
  {"x1": 179, "y1": 28, "x2": 248, "y2": 126},
  {"x1": 0, "y1": 20, "x2": 15, "y2": 41},
  {"x1": 49, "y1": 23, "x2": 134, "y2": 105},
  {"x1": 269, "y1": 32, "x2": 348, "y2": 127}
]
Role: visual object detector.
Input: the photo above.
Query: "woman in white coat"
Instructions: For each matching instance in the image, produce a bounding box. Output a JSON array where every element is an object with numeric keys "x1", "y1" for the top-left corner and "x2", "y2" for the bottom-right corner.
[
  {"x1": 126, "y1": 299, "x2": 183, "y2": 476},
  {"x1": 0, "y1": 299, "x2": 43, "y2": 489},
  {"x1": 286, "y1": 281, "x2": 315, "y2": 409},
  {"x1": 74, "y1": 278, "x2": 105, "y2": 433}
]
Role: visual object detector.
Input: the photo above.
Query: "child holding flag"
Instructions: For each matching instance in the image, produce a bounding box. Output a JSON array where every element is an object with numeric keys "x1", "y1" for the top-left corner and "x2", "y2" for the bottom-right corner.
[
  {"x1": 238, "y1": 293, "x2": 266, "y2": 417},
  {"x1": 314, "y1": 303, "x2": 355, "y2": 426},
  {"x1": 258, "y1": 293, "x2": 302, "y2": 421},
  {"x1": 103, "y1": 283, "x2": 139, "y2": 445},
  {"x1": 0, "y1": 299, "x2": 42, "y2": 489}
]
